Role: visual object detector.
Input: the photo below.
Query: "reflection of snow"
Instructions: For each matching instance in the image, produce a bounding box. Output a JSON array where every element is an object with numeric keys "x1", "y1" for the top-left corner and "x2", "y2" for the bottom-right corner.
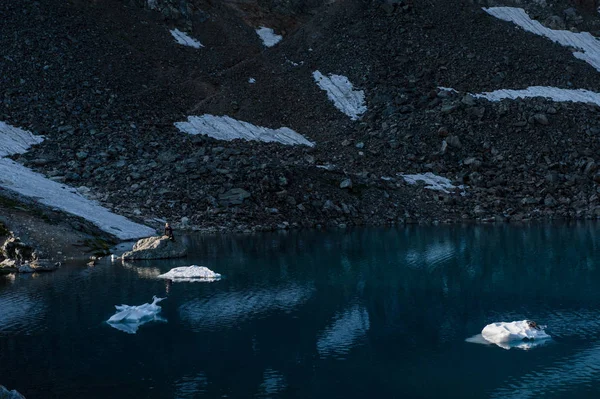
[
  {"x1": 0, "y1": 122, "x2": 155, "y2": 240},
  {"x1": 258, "y1": 369, "x2": 287, "y2": 397},
  {"x1": 474, "y1": 86, "x2": 600, "y2": 106},
  {"x1": 491, "y1": 345, "x2": 600, "y2": 398},
  {"x1": 0, "y1": 293, "x2": 46, "y2": 333},
  {"x1": 317, "y1": 305, "x2": 370, "y2": 359},
  {"x1": 406, "y1": 241, "x2": 456, "y2": 267},
  {"x1": 256, "y1": 27, "x2": 282, "y2": 47},
  {"x1": 157, "y1": 266, "x2": 221, "y2": 282},
  {"x1": 313, "y1": 71, "x2": 367, "y2": 120},
  {"x1": 175, "y1": 115, "x2": 314, "y2": 147},
  {"x1": 179, "y1": 284, "x2": 314, "y2": 330},
  {"x1": 175, "y1": 372, "x2": 208, "y2": 398},
  {"x1": 106, "y1": 296, "x2": 166, "y2": 334},
  {"x1": 401, "y1": 172, "x2": 457, "y2": 193},
  {"x1": 485, "y1": 7, "x2": 600, "y2": 71},
  {"x1": 170, "y1": 29, "x2": 203, "y2": 48}
]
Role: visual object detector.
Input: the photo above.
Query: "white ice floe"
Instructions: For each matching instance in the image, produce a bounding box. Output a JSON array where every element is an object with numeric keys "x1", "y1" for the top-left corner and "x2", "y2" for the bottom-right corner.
[
  {"x1": 484, "y1": 7, "x2": 600, "y2": 72},
  {"x1": 438, "y1": 87, "x2": 459, "y2": 94},
  {"x1": 468, "y1": 320, "x2": 551, "y2": 350},
  {"x1": 106, "y1": 296, "x2": 166, "y2": 334},
  {"x1": 256, "y1": 27, "x2": 282, "y2": 47},
  {"x1": 401, "y1": 172, "x2": 458, "y2": 193},
  {"x1": 170, "y1": 29, "x2": 203, "y2": 49},
  {"x1": 0, "y1": 122, "x2": 155, "y2": 240},
  {"x1": 248, "y1": 78, "x2": 256, "y2": 84},
  {"x1": 313, "y1": 71, "x2": 367, "y2": 120},
  {"x1": 157, "y1": 265, "x2": 221, "y2": 282},
  {"x1": 174, "y1": 115, "x2": 314, "y2": 147},
  {"x1": 474, "y1": 86, "x2": 600, "y2": 106},
  {"x1": 317, "y1": 305, "x2": 370, "y2": 358}
]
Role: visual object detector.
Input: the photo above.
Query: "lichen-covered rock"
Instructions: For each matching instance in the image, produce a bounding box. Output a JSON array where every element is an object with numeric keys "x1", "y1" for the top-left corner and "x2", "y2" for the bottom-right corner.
[
  {"x1": 122, "y1": 236, "x2": 187, "y2": 260},
  {"x1": 1, "y1": 238, "x2": 34, "y2": 262},
  {"x1": 0, "y1": 385, "x2": 26, "y2": 399}
]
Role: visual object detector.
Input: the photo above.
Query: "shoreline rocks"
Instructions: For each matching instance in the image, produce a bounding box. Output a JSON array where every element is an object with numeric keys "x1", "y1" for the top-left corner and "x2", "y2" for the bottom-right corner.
[{"x1": 122, "y1": 236, "x2": 187, "y2": 260}]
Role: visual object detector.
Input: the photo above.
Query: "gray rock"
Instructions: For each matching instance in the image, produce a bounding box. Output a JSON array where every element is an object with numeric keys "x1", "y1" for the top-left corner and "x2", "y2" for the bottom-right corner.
[
  {"x1": 122, "y1": 236, "x2": 187, "y2": 260},
  {"x1": 340, "y1": 178, "x2": 353, "y2": 189},
  {"x1": 446, "y1": 135, "x2": 462, "y2": 149},
  {"x1": 0, "y1": 385, "x2": 26, "y2": 399},
  {"x1": 218, "y1": 188, "x2": 251, "y2": 206},
  {"x1": 533, "y1": 114, "x2": 549, "y2": 125}
]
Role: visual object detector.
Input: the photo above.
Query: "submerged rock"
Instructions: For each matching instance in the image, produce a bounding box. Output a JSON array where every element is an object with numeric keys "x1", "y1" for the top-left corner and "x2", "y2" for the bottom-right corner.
[
  {"x1": 121, "y1": 236, "x2": 187, "y2": 260},
  {"x1": 0, "y1": 385, "x2": 26, "y2": 399}
]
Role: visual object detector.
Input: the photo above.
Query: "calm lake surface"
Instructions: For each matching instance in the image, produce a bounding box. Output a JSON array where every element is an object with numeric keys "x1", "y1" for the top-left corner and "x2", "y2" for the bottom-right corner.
[{"x1": 2, "y1": 224, "x2": 600, "y2": 398}]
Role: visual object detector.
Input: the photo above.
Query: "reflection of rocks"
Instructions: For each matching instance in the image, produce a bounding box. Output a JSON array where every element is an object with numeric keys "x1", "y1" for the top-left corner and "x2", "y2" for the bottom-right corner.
[
  {"x1": 122, "y1": 236, "x2": 187, "y2": 260},
  {"x1": 0, "y1": 384, "x2": 26, "y2": 399}
]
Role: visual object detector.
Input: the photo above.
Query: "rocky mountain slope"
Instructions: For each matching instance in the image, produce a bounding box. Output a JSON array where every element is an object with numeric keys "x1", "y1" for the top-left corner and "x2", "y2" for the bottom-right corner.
[{"x1": 3, "y1": 0, "x2": 600, "y2": 235}]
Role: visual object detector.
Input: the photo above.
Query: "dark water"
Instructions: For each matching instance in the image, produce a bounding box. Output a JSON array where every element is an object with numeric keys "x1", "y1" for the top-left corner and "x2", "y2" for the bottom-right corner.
[{"x1": 2, "y1": 224, "x2": 600, "y2": 398}]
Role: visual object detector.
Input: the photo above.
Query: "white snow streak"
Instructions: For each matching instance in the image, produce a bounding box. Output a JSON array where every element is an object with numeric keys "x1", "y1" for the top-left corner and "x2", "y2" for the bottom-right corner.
[
  {"x1": 0, "y1": 121, "x2": 44, "y2": 157},
  {"x1": 313, "y1": 71, "x2": 367, "y2": 120},
  {"x1": 474, "y1": 86, "x2": 600, "y2": 106},
  {"x1": 401, "y1": 172, "x2": 457, "y2": 193},
  {"x1": 256, "y1": 27, "x2": 282, "y2": 47},
  {"x1": 484, "y1": 7, "x2": 600, "y2": 72},
  {"x1": 175, "y1": 115, "x2": 314, "y2": 147},
  {"x1": 170, "y1": 29, "x2": 203, "y2": 49},
  {"x1": 0, "y1": 122, "x2": 155, "y2": 240}
]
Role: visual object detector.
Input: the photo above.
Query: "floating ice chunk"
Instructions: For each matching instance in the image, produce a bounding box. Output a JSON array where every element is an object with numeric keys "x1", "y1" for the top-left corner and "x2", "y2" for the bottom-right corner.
[
  {"x1": 484, "y1": 7, "x2": 600, "y2": 72},
  {"x1": 170, "y1": 29, "x2": 203, "y2": 49},
  {"x1": 473, "y1": 86, "x2": 600, "y2": 106},
  {"x1": 256, "y1": 27, "x2": 282, "y2": 47},
  {"x1": 157, "y1": 265, "x2": 221, "y2": 282},
  {"x1": 313, "y1": 71, "x2": 367, "y2": 120},
  {"x1": 107, "y1": 296, "x2": 166, "y2": 334},
  {"x1": 0, "y1": 122, "x2": 155, "y2": 240},
  {"x1": 438, "y1": 87, "x2": 459, "y2": 94},
  {"x1": 470, "y1": 320, "x2": 551, "y2": 350},
  {"x1": 401, "y1": 172, "x2": 457, "y2": 193},
  {"x1": 248, "y1": 77, "x2": 256, "y2": 84},
  {"x1": 175, "y1": 115, "x2": 314, "y2": 147}
]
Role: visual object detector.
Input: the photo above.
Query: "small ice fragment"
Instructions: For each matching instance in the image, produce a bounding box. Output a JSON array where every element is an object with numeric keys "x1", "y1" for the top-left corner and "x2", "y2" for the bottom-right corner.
[
  {"x1": 157, "y1": 265, "x2": 221, "y2": 282},
  {"x1": 467, "y1": 320, "x2": 551, "y2": 350},
  {"x1": 248, "y1": 78, "x2": 256, "y2": 84},
  {"x1": 256, "y1": 27, "x2": 282, "y2": 47},
  {"x1": 170, "y1": 29, "x2": 203, "y2": 49},
  {"x1": 107, "y1": 296, "x2": 166, "y2": 334}
]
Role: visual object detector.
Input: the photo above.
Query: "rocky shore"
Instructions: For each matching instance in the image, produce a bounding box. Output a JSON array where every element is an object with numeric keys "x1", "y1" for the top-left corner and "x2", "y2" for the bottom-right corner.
[{"x1": 2, "y1": 0, "x2": 600, "y2": 235}]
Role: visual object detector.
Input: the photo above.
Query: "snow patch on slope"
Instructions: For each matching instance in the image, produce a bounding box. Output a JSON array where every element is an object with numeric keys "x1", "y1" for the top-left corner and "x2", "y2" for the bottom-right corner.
[
  {"x1": 175, "y1": 115, "x2": 314, "y2": 147},
  {"x1": 474, "y1": 86, "x2": 600, "y2": 106},
  {"x1": 0, "y1": 122, "x2": 155, "y2": 240},
  {"x1": 313, "y1": 71, "x2": 367, "y2": 120},
  {"x1": 256, "y1": 27, "x2": 282, "y2": 47},
  {"x1": 484, "y1": 7, "x2": 600, "y2": 72},
  {"x1": 401, "y1": 172, "x2": 458, "y2": 193},
  {"x1": 170, "y1": 29, "x2": 203, "y2": 49}
]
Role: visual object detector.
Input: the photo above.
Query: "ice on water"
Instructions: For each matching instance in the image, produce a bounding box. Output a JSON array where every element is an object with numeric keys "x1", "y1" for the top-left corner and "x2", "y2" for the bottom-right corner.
[
  {"x1": 157, "y1": 265, "x2": 221, "y2": 282},
  {"x1": 107, "y1": 296, "x2": 166, "y2": 334},
  {"x1": 467, "y1": 320, "x2": 551, "y2": 350}
]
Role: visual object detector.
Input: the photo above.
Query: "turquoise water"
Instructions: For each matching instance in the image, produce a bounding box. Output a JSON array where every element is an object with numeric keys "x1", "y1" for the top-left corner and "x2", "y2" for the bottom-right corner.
[{"x1": 2, "y1": 224, "x2": 600, "y2": 398}]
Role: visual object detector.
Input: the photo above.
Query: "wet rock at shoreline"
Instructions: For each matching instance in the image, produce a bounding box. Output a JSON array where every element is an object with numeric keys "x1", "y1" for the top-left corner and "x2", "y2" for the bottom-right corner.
[{"x1": 122, "y1": 236, "x2": 187, "y2": 260}]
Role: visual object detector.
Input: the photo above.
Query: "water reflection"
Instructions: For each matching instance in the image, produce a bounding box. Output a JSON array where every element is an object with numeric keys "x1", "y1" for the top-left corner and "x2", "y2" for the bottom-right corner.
[
  {"x1": 257, "y1": 369, "x2": 287, "y2": 397},
  {"x1": 0, "y1": 291, "x2": 46, "y2": 333},
  {"x1": 317, "y1": 304, "x2": 370, "y2": 359},
  {"x1": 179, "y1": 284, "x2": 314, "y2": 331},
  {"x1": 174, "y1": 372, "x2": 208, "y2": 398}
]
